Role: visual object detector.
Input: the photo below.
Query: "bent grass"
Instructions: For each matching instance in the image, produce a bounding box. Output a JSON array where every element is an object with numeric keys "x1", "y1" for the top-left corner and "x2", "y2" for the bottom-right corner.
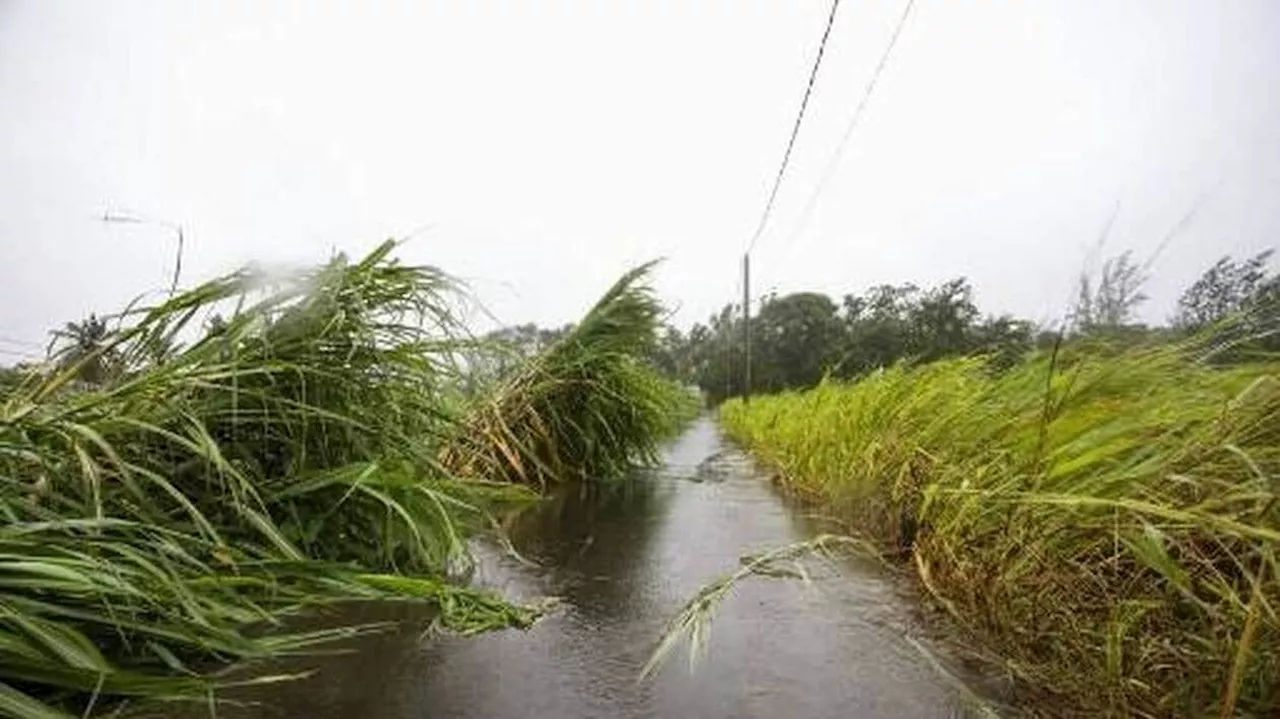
[
  {"x1": 1, "y1": 242, "x2": 686, "y2": 717},
  {"x1": 717, "y1": 345, "x2": 1280, "y2": 717}
]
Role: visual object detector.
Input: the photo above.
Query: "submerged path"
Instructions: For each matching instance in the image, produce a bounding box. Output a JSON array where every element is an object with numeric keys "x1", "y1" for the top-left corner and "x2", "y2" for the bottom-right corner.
[{"x1": 242, "y1": 417, "x2": 972, "y2": 718}]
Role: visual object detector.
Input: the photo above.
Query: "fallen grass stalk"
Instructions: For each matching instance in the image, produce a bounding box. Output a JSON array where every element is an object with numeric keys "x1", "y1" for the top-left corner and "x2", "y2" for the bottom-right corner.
[
  {"x1": 642, "y1": 533, "x2": 1005, "y2": 717},
  {"x1": 641, "y1": 534, "x2": 867, "y2": 680}
]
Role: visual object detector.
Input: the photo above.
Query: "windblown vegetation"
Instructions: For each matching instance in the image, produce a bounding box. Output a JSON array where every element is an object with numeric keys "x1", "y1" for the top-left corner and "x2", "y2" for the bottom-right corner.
[
  {"x1": 441, "y1": 261, "x2": 700, "y2": 488},
  {"x1": 0, "y1": 241, "x2": 690, "y2": 718},
  {"x1": 664, "y1": 249, "x2": 1279, "y2": 405},
  {"x1": 720, "y1": 344, "x2": 1280, "y2": 716}
]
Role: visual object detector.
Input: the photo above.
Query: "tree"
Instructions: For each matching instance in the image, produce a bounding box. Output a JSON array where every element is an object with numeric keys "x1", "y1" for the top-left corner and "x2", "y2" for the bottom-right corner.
[
  {"x1": 909, "y1": 278, "x2": 981, "y2": 362},
  {"x1": 837, "y1": 284, "x2": 917, "y2": 375},
  {"x1": 679, "y1": 277, "x2": 1037, "y2": 402},
  {"x1": 688, "y1": 304, "x2": 744, "y2": 403},
  {"x1": 486, "y1": 322, "x2": 572, "y2": 358},
  {"x1": 649, "y1": 325, "x2": 693, "y2": 380},
  {"x1": 973, "y1": 315, "x2": 1035, "y2": 371},
  {"x1": 48, "y1": 314, "x2": 118, "y2": 385},
  {"x1": 1174, "y1": 250, "x2": 1276, "y2": 330},
  {"x1": 751, "y1": 292, "x2": 844, "y2": 392},
  {"x1": 1072, "y1": 251, "x2": 1149, "y2": 334},
  {"x1": 0, "y1": 362, "x2": 38, "y2": 393},
  {"x1": 1174, "y1": 249, "x2": 1279, "y2": 357}
]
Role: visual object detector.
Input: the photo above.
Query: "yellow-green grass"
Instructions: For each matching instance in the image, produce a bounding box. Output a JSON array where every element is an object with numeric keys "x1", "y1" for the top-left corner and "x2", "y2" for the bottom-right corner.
[{"x1": 721, "y1": 347, "x2": 1279, "y2": 717}]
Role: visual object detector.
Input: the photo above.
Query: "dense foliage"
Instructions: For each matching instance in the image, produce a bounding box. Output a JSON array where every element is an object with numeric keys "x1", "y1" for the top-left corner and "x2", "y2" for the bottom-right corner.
[
  {"x1": 670, "y1": 277, "x2": 1034, "y2": 403},
  {"x1": 721, "y1": 347, "x2": 1280, "y2": 716},
  {"x1": 667, "y1": 250, "x2": 1279, "y2": 404},
  {"x1": 1175, "y1": 250, "x2": 1280, "y2": 362},
  {"x1": 442, "y1": 262, "x2": 700, "y2": 488},
  {"x1": 0, "y1": 243, "x2": 689, "y2": 718}
]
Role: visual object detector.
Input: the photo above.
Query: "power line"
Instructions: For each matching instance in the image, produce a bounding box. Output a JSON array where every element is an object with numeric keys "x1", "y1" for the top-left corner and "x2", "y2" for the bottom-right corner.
[
  {"x1": 781, "y1": 0, "x2": 918, "y2": 249},
  {"x1": 745, "y1": 0, "x2": 843, "y2": 255},
  {"x1": 0, "y1": 347, "x2": 42, "y2": 360},
  {"x1": 102, "y1": 211, "x2": 186, "y2": 297},
  {"x1": 731, "y1": 0, "x2": 845, "y2": 402},
  {"x1": 0, "y1": 336, "x2": 42, "y2": 349}
]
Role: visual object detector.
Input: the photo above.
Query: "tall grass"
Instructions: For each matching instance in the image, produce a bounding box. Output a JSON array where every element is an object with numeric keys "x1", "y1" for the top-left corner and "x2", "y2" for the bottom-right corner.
[
  {"x1": 442, "y1": 262, "x2": 700, "y2": 488},
  {"x1": 0, "y1": 242, "x2": 685, "y2": 717},
  {"x1": 721, "y1": 345, "x2": 1280, "y2": 717}
]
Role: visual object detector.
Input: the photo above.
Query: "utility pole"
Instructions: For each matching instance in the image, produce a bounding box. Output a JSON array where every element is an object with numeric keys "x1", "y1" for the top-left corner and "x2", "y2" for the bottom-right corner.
[{"x1": 742, "y1": 253, "x2": 751, "y2": 404}]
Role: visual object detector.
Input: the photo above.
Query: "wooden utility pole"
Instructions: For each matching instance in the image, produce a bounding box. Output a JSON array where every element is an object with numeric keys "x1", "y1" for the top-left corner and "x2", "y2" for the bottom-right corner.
[{"x1": 742, "y1": 253, "x2": 751, "y2": 404}]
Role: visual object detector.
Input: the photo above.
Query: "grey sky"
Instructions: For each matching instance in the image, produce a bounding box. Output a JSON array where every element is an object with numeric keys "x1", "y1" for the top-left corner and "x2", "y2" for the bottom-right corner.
[{"x1": 2, "y1": 1, "x2": 1278, "y2": 356}]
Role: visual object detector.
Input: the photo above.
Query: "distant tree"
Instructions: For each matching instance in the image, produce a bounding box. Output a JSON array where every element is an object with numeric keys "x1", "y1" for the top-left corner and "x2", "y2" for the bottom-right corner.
[
  {"x1": 1034, "y1": 328, "x2": 1064, "y2": 351},
  {"x1": 649, "y1": 325, "x2": 693, "y2": 380},
  {"x1": 483, "y1": 323, "x2": 573, "y2": 368},
  {"x1": 204, "y1": 313, "x2": 230, "y2": 337},
  {"x1": 0, "y1": 363, "x2": 33, "y2": 393},
  {"x1": 1174, "y1": 249, "x2": 1276, "y2": 330},
  {"x1": 973, "y1": 315, "x2": 1035, "y2": 371},
  {"x1": 689, "y1": 304, "x2": 744, "y2": 403},
  {"x1": 837, "y1": 284, "x2": 917, "y2": 375},
  {"x1": 455, "y1": 322, "x2": 578, "y2": 393},
  {"x1": 1174, "y1": 249, "x2": 1279, "y2": 357},
  {"x1": 1071, "y1": 251, "x2": 1149, "y2": 334},
  {"x1": 909, "y1": 278, "x2": 981, "y2": 362},
  {"x1": 751, "y1": 292, "x2": 844, "y2": 392},
  {"x1": 680, "y1": 277, "x2": 1038, "y2": 401},
  {"x1": 48, "y1": 314, "x2": 118, "y2": 385}
]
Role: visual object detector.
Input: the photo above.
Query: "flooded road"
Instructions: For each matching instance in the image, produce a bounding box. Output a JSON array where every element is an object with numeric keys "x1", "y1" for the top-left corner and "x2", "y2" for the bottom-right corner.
[{"x1": 237, "y1": 417, "x2": 974, "y2": 718}]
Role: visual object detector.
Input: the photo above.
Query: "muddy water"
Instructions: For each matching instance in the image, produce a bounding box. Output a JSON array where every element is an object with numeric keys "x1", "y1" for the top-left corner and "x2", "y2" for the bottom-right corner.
[{"x1": 234, "y1": 417, "x2": 976, "y2": 718}]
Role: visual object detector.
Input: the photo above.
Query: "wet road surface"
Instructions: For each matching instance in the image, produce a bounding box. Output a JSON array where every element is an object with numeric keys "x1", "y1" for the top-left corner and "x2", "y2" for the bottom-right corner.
[{"x1": 229, "y1": 416, "x2": 975, "y2": 718}]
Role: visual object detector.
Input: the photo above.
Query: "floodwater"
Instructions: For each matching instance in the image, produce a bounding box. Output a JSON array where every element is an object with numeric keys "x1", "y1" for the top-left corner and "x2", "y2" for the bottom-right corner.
[{"x1": 227, "y1": 417, "x2": 980, "y2": 718}]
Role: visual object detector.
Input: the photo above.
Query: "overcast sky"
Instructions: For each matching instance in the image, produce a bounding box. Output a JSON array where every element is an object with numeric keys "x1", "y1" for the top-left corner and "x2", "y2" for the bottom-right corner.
[{"x1": 2, "y1": 1, "x2": 1278, "y2": 357}]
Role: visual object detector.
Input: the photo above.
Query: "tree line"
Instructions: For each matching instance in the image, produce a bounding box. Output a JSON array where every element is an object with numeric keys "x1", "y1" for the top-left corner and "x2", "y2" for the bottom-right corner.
[
  {"x1": 657, "y1": 249, "x2": 1279, "y2": 403},
  {"x1": 5, "y1": 250, "x2": 1277, "y2": 401}
]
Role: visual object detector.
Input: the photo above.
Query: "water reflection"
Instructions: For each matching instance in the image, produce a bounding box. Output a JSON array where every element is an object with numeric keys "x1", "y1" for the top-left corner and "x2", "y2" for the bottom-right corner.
[{"x1": 497, "y1": 473, "x2": 673, "y2": 624}]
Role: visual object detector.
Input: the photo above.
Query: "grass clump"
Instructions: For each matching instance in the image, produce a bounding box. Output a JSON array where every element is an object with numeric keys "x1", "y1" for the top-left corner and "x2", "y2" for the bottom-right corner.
[
  {"x1": 720, "y1": 345, "x2": 1280, "y2": 717},
  {"x1": 442, "y1": 262, "x2": 700, "y2": 488},
  {"x1": 0, "y1": 242, "x2": 685, "y2": 717}
]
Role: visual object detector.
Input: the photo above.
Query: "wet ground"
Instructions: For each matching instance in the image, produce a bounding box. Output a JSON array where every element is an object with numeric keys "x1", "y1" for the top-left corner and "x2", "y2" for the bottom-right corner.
[{"x1": 225, "y1": 416, "x2": 980, "y2": 718}]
